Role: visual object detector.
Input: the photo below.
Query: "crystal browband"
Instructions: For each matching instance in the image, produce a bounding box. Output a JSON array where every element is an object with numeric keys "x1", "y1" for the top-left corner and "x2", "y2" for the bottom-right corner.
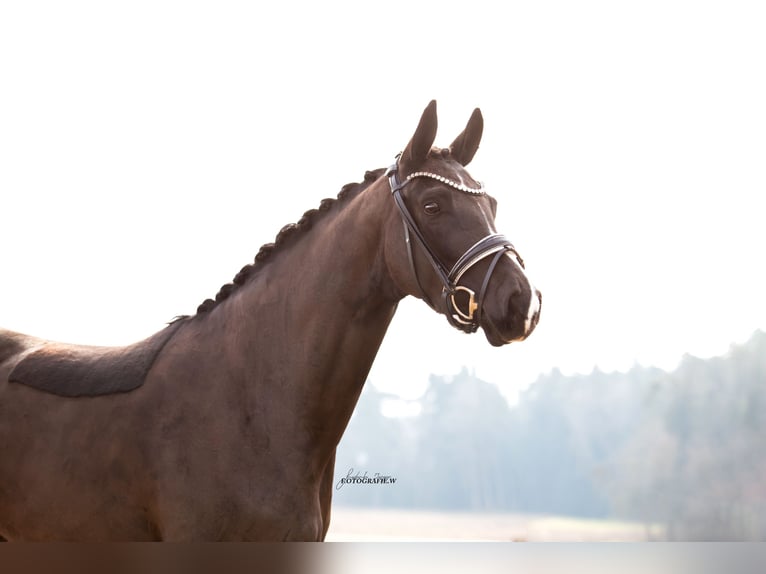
[{"x1": 406, "y1": 171, "x2": 485, "y2": 195}]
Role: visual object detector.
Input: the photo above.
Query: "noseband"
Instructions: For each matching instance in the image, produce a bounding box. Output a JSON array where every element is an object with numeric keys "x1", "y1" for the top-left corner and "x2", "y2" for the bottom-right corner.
[{"x1": 386, "y1": 159, "x2": 524, "y2": 334}]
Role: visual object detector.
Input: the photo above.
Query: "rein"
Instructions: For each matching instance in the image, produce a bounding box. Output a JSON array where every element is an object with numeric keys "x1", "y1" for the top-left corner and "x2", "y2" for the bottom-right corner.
[{"x1": 386, "y1": 158, "x2": 524, "y2": 334}]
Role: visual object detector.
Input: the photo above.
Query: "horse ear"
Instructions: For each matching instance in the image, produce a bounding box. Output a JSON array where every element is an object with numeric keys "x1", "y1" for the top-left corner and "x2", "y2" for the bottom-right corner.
[
  {"x1": 450, "y1": 108, "x2": 484, "y2": 166},
  {"x1": 400, "y1": 100, "x2": 438, "y2": 171}
]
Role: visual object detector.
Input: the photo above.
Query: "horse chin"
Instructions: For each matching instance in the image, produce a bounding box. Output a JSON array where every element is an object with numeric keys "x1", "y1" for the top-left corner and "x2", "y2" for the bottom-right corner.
[
  {"x1": 484, "y1": 328, "x2": 509, "y2": 347},
  {"x1": 481, "y1": 319, "x2": 518, "y2": 347},
  {"x1": 481, "y1": 311, "x2": 534, "y2": 347}
]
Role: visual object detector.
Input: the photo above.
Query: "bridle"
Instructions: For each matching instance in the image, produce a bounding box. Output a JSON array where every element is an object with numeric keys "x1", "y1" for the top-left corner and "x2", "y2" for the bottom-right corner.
[{"x1": 386, "y1": 157, "x2": 525, "y2": 334}]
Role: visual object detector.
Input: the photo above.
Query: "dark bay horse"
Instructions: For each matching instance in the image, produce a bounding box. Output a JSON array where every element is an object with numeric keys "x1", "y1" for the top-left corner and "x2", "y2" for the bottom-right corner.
[{"x1": 0, "y1": 101, "x2": 541, "y2": 540}]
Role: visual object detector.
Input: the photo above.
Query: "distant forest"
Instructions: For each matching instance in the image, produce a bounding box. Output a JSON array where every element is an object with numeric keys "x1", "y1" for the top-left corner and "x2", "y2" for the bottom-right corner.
[{"x1": 334, "y1": 331, "x2": 766, "y2": 540}]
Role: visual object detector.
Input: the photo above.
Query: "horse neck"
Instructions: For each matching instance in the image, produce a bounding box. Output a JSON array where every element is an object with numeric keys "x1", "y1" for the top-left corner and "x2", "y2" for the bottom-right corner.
[{"x1": 198, "y1": 177, "x2": 400, "y2": 465}]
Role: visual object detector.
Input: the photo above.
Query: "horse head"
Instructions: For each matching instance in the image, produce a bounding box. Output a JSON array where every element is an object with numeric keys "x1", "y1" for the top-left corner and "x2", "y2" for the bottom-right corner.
[{"x1": 384, "y1": 100, "x2": 541, "y2": 346}]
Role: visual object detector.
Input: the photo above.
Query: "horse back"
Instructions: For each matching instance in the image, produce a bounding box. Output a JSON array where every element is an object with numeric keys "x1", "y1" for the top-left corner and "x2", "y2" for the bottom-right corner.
[
  {"x1": 0, "y1": 329, "x2": 42, "y2": 380},
  {"x1": 1, "y1": 322, "x2": 184, "y2": 397}
]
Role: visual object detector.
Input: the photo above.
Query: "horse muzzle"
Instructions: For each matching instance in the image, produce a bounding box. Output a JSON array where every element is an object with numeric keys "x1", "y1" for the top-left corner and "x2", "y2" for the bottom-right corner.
[{"x1": 479, "y1": 258, "x2": 542, "y2": 346}]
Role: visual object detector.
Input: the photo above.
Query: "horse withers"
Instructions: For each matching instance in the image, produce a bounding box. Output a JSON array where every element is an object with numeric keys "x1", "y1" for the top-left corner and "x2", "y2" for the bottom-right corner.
[{"x1": 0, "y1": 101, "x2": 540, "y2": 540}]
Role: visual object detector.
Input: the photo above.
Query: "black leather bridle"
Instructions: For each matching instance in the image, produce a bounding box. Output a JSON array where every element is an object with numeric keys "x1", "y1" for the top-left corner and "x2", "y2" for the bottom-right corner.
[{"x1": 386, "y1": 158, "x2": 525, "y2": 334}]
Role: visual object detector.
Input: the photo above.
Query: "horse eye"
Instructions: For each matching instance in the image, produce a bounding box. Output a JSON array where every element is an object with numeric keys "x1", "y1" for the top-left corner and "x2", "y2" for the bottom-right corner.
[{"x1": 423, "y1": 202, "x2": 440, "y2": 215}]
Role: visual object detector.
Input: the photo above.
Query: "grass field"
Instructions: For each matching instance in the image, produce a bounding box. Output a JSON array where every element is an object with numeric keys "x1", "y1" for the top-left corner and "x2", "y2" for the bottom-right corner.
[{"x1": 326, "y1": 507, "x2": 660, "y2": 541}]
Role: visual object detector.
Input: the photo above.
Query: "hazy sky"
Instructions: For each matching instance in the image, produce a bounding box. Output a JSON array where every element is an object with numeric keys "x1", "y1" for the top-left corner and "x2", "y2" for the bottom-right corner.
[{"x1": 2, "y1": 1, "x2": 764, "y2": 404}]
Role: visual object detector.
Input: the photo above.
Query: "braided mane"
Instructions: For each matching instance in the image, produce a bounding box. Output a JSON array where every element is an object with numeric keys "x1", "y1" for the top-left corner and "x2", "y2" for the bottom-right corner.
[{"x1": 192, "y1": 168, "x2": 386, "y2": 316}]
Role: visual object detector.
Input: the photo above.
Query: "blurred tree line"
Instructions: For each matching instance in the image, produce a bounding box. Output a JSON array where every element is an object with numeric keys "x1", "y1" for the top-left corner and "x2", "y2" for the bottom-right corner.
[{"x1": 334, "y1": 331, "x2": 766, "y2": 540}]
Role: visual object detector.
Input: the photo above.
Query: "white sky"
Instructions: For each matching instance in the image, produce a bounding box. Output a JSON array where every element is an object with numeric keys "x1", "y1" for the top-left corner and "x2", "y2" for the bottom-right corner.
[{"x1": 1, "y1": 1, "x2": 765, "y2": 405}]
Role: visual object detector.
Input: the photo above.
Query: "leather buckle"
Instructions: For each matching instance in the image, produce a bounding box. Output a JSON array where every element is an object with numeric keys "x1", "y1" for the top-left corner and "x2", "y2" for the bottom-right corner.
[{"x1": 449, "y1": 285, "x2": 478, "y2": 323}]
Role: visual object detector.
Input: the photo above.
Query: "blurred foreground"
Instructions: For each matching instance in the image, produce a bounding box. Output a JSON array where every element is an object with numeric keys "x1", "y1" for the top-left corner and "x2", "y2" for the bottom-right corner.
[{"x1": 326, "y1": 507, "x2": 656, "y2": 541}]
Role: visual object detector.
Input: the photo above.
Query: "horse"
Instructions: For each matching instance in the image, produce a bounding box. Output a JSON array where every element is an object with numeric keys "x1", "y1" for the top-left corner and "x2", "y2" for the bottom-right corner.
[{"x1": 0, "y1": 101, "x2": 541, "y2": 540}]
